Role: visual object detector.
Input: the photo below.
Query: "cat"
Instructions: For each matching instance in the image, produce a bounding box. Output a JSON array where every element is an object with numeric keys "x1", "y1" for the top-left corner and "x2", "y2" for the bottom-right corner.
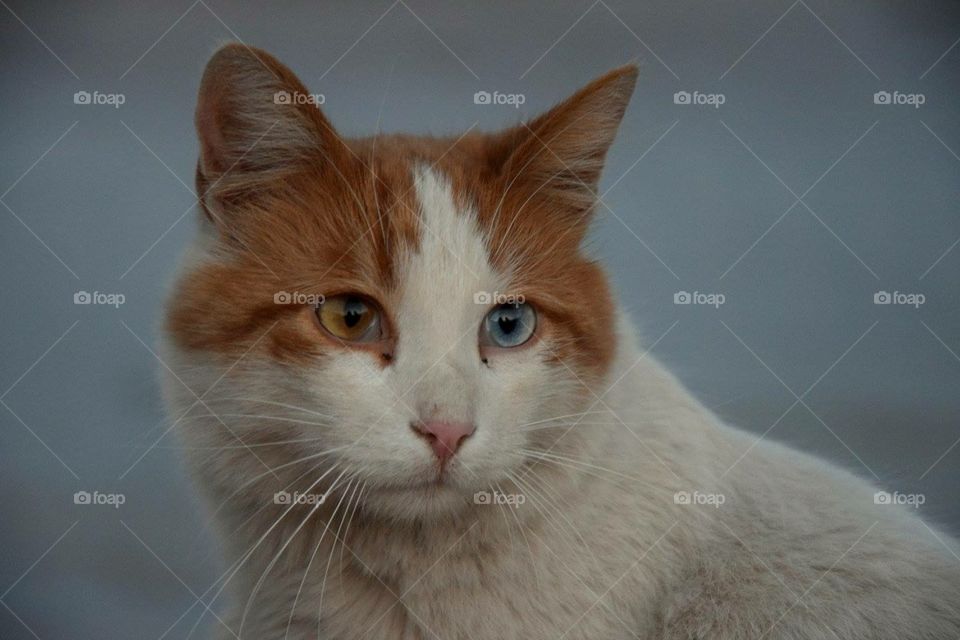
[{"x1": 161, "y1": 44, "x2": 960, "y2": 639}]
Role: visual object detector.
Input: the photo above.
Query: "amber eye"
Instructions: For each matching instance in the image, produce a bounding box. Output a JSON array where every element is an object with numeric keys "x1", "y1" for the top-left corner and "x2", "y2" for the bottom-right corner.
[{"x1": 315, "y1": 295, "x2": 383, "y2": 343}]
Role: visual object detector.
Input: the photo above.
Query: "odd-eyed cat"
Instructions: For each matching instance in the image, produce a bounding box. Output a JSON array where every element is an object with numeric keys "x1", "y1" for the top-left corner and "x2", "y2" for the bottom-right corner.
[{"x1": 162, "y1": 45, "x2": 960, "y2": 639}]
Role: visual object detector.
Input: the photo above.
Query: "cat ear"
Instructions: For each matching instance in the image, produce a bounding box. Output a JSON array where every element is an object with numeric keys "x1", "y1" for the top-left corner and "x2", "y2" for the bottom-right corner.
[
  {"x1": 491, "y1": 65, "x2": 637, "y2": 236},
  {"x1": 194, "y1": 43, "x2": 346, "y2": 227}
]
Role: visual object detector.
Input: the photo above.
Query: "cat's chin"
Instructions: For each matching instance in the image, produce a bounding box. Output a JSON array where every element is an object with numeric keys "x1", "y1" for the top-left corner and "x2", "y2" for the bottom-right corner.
[{"x1": 361, "y1": 478, "x2": 484, "y2": 521}]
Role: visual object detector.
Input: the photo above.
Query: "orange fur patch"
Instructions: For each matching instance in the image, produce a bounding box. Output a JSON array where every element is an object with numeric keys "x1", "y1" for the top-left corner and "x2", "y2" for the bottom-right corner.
[{"x1": 168, "y1": 45, "x2": 635, "y2": 386}]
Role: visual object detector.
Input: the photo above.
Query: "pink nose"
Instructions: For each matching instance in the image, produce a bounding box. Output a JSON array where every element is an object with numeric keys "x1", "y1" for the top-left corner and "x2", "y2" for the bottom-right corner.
[{"x1": 411, "y1": 420, "x2": 475, "y2": 463}]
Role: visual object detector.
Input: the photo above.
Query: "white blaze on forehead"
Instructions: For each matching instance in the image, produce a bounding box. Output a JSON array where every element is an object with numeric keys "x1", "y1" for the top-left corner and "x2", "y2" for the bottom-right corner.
[
  {"x1": 393, "y1": 167, "x2": 506, "y2": 416},
  {"x1": 399, "y1": 166, "x2": 504, "y2": 341}
]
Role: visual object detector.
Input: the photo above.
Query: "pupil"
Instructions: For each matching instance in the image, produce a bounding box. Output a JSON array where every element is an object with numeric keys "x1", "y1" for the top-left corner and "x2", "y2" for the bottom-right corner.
[
  {"x1": 343, "y1": 299, "x2": 365, "y2": 328},
  {"x1": 498, "y1": 316, "x2": 517, "y2": 334}
]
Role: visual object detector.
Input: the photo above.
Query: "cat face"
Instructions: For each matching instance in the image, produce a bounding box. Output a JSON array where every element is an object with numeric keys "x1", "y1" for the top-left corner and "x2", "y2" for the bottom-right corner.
[{"x1": 164, "y1": 45, "x2": 635, "y2": 520}]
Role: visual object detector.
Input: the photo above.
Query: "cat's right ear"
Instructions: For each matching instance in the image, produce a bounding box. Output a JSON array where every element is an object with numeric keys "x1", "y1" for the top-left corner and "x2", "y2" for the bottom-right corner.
[{"x1": 194, "y1": 44, "x2": 346, "y2": 228}]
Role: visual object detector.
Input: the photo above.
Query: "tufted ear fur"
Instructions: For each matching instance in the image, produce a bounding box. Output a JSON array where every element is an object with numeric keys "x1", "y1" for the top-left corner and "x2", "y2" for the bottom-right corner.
[
  {"x1": 194, "y1": 43, "x2": 350, "y2": 231},
  {"x1": 487, "y1": 65, "x2": 637, "y2": 241}
]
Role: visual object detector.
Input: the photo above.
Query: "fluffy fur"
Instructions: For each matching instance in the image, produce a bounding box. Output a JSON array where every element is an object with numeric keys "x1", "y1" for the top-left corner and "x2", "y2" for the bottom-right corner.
[{"x1": 162, "y1": 44, "x2": 960, "y2": 639}]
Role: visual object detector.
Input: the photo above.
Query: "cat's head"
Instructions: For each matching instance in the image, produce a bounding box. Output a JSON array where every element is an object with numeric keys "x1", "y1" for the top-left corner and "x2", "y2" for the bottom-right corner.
[{"x1": 164, "y1": 44, "x2": 636, "y2": 521}]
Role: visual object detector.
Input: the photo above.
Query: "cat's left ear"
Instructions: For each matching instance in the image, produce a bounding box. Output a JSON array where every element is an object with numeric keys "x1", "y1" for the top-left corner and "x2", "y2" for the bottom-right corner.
[
  {"x1": 488, "y1": 65, "x2": 637, "y2": 238},
  {"x1": 194, "y1": 43, "x2": 349, "y2": 229}
]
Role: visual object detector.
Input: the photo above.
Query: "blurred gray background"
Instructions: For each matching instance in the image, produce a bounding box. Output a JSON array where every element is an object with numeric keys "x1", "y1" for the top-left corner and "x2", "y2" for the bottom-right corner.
[{"x1": 1, "y1": 1, "x2": 958, "y2": 638}]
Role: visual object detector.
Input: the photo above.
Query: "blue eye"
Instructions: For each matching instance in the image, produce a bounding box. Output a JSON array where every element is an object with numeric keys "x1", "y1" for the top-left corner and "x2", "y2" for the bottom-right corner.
[{"x1": 482, "y1": 303, "x2": 536, "y2": 348}]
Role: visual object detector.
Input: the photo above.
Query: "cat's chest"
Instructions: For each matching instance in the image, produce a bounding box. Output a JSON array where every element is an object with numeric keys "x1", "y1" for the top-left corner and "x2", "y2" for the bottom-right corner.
[{"x1": 308, "y1": 536, "x2": 653, "y2": 640}]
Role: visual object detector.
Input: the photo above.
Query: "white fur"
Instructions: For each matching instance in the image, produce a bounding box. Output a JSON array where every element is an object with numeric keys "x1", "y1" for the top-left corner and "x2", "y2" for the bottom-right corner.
[{"x1": 163, "y1": 168, "x2": 960, "y2": 640}]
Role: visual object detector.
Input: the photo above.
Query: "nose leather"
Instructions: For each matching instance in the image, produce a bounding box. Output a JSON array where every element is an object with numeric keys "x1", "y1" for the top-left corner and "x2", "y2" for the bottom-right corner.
[{"x1": 411, "y1": 420, "x2": 475, "y2": 463}]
